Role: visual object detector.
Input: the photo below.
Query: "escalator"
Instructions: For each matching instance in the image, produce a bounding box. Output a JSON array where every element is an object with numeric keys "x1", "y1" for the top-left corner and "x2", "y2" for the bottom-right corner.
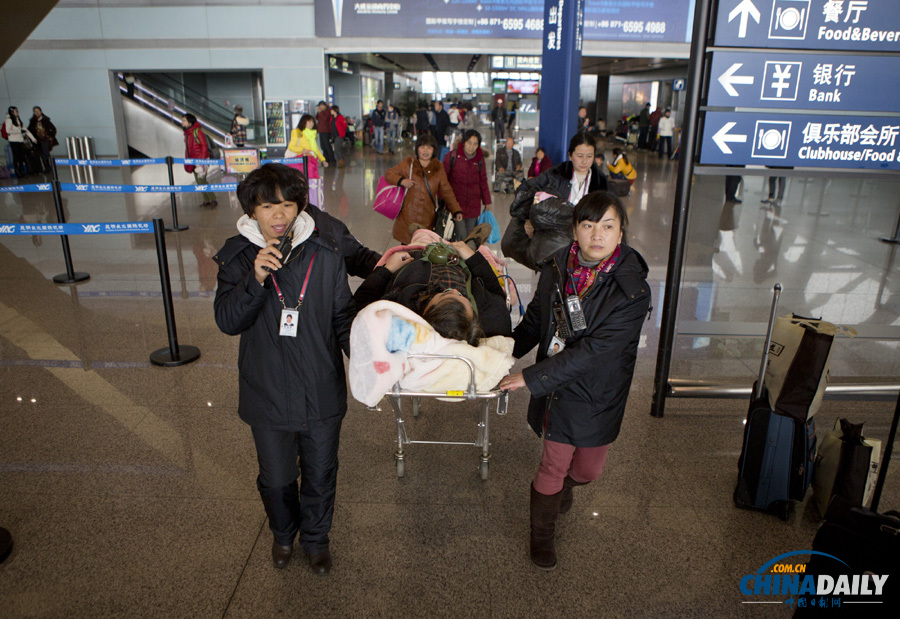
[{"x1": 116, "y1": 72, "x2": 264, "y2": 159}]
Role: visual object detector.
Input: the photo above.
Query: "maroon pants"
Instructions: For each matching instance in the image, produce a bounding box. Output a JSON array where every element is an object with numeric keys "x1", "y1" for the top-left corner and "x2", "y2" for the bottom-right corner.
[{"x1": 532, "y1": 438, "x2": 610, "y2": 495}]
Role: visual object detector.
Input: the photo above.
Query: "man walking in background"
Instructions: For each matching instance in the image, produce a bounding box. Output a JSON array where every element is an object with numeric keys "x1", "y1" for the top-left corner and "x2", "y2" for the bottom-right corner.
[
  {"x1": 371, "y1": 100, "x2": 386, "y2": 154},
  {"x1": 316, "y1": 101, "x2": 335, "y2": 163}
]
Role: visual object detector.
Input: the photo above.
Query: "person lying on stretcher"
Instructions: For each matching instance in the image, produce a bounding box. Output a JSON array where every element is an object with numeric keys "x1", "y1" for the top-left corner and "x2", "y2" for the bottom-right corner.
[{"x1": 350, "y1": 227, "x2": 512, "y2": 343}]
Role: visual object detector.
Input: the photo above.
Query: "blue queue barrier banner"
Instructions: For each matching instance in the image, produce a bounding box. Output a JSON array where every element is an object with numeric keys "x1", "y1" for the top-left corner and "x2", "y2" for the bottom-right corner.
[
  {"x1": 0, "y1": 183, "x2": 54, "y2": 193},
  {"x1": 709, "y1": 51, "x2": 900, "y2": 112},
  {"x1": 700, "y1": 111, "x2": 900, "y2": 169},
  {"x1": 59, "y1": 182, "x2": 238, "y2": 193},
  {"x1": 54, "y1": 158, "x2": 167, "y2": 167},
  {"x1": 0, "y1": 222, "x2": 154, "y2": 235}
]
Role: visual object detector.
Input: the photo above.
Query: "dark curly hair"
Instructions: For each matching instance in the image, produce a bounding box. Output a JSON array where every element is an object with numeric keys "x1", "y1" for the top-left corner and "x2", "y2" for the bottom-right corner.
[{"x1": 236, "y1": 163, "x2": 309, "y2": 217}]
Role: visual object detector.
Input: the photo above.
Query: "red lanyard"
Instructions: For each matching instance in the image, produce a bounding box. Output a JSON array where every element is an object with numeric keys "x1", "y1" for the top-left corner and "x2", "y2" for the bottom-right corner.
[{"x1": 270, "y1": 249, "x2": 319, "y2": 310}]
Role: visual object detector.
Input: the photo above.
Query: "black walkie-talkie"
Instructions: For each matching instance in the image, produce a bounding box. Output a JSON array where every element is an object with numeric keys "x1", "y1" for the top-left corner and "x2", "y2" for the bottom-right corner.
[
  {"x1": 553, "y1": 284, "x2": 575, "y2": 339},
  {"x1": 265, "y1": 214, "x2": 298, "y2": 273}
]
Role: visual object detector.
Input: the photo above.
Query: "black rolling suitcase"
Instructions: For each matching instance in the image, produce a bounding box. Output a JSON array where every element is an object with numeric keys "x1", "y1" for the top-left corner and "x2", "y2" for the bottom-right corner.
[
  {"x1": 734, "y1": 284, "x2": 817, "y2": 520},
  {"x1": 24, "y1": 144, "x2": 43, "y2": 175},
  {"x1": 794, "y1": 392, "x2": 900, "y2": 616}
]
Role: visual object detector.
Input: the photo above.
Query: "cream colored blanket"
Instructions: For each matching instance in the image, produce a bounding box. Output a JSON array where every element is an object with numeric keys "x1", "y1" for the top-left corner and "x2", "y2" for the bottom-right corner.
[{"x1": 349, "y1": 300, "x2": 515, "y2": 407}]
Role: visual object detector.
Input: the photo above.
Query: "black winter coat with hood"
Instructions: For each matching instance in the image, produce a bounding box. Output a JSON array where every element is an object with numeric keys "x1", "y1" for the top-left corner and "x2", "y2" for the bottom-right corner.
[
  {"x1": 503, "y1": 161, "x2": 609, "y2": 270},
  {"x1": 213, "y1": 214, "x2": 353, "y2": 431},
  {"x1": 512, "y1": 243, "x2": 651, "y2": 447},
  {"x1": 509, "y1": 160, "x2": 608, "y2": 222},
  {"x1": 305, "y1": 203, "x2": 380, "y2": 278}
]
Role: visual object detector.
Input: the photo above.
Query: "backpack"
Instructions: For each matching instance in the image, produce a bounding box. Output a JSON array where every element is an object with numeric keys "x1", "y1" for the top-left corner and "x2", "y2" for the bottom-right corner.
[
  {"x1": 1, "y1": 122, "x2": 8, "y2": 140},
  {"x1": 193, "y1": 127, "x2": 219, "y2": 159}
]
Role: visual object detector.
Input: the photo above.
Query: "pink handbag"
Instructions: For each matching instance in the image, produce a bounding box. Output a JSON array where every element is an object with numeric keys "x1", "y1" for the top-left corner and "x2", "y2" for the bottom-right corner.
[{"x1": 373, "y1": 162, "x2": 411, "y2": 220}]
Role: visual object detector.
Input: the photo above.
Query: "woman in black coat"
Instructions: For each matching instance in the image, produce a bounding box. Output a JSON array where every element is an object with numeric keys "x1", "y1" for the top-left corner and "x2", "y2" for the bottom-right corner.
[
  {"x1": 502, "y1": 132, "x2": 608, "y2": 271},
  {"x1": 214, "y1": 164, "x2": 357, "y2": 575},
  {"x1": 351, "y1": 239, "x2": 512, "y2": 343},
  {"x1": 499, "y1": 191, "x2": 651, "y2": 571}
]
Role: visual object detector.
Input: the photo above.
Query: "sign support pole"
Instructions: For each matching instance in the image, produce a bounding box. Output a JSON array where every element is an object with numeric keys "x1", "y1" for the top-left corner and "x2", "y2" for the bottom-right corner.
[
  {"x1": 882, "y1": 206, "x2": 900, "y2": 245},
  {"x1": 650, "y1": 0, "x2": 714, "y2": 418},
  {"x1": 537, "y1": 0, "x2": 585, "y2": 167}
]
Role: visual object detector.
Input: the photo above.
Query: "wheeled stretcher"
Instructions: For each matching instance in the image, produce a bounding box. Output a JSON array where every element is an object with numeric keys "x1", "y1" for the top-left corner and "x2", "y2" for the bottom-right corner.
[{"x1": 380, "y1": 354, "x2": 509, "y2": 480}]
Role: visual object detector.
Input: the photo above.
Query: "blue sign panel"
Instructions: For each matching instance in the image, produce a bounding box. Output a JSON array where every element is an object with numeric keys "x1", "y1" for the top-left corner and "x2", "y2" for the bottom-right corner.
[
  {"x1": 540, "y1": 0, "x2": 585, "y2": 167},
  {"x1": 701, "y1": 111, "x2": 900, "y2": 169},
  {"x1": 714, "y1": 0, "x2": 900, "y2": 51},
  {"x1": 314, "y1": 0, "x2": 694, "y2": 43},
  {"x1": 709, "y1": 51, "x2": 900, "y2": 111}
]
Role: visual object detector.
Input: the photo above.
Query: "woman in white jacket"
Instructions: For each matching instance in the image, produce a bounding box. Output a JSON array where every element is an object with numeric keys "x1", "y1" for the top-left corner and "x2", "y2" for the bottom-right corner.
[{"x1": 3, "y1": 107, "x2": 36, "y2": 178}]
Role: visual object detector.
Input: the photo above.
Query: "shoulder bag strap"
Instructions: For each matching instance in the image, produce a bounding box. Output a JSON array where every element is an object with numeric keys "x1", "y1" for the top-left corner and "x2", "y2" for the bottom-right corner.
[{"x1": 418, "y1": 159, "x2": 440, "y2": 211}]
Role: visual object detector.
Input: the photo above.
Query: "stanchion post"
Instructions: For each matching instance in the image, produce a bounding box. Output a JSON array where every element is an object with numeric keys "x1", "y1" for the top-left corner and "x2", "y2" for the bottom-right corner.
[
  {"x1": 882, "y1": 204, "x2": 900, "y2": 244},
  {"x1": 165, "y1": 156, "x2": 189, "y2": 232},
  {"x1": 50, "y1": 178, "x2": 90, "y2": 284},
  {"x1": 149, "y1": 218, "x2": 200, "y2": 367}
]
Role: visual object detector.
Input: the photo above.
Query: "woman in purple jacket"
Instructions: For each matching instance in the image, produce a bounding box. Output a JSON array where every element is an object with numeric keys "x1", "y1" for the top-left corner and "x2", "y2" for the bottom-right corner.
[{"x1": 443, "y1": 129, "x2": 492, "y2": 240}]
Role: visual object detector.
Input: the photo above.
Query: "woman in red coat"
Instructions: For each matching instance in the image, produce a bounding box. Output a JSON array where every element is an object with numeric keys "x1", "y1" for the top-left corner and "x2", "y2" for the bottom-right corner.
[
  {"x1": 527, "y1": 146, "x2": 553, "y2": 179},
  {"x1": 181, "y1": 113, "x2": 216, "y2": 207},
  {"x1": 442, "y1": 129, "x2": 491, "y2": 240}
]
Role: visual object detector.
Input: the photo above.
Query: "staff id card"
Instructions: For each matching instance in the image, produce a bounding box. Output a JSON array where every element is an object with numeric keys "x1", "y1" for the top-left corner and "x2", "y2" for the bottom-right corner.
[
  {"x1": 279, "y1": 309, "x2": 298, "y2": 337},
  {"x1": 547, "y1": 335, "x2": 566, "y2": 357}
]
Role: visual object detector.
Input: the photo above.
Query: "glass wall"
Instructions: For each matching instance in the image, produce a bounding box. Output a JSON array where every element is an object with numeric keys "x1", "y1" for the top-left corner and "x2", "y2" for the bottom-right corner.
[
  {"x1": 670, "y1": 172, "x2": 900, "y2": 383},
  {"x1": 360, "y1": 76, "x2": 382, "y2": 117}
]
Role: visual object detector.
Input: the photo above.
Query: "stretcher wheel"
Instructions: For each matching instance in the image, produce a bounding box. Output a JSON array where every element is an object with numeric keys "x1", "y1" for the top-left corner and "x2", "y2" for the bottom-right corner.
[
  {"x1": 395, "y1": 457, "x2": 405, "y2": 478},
  {"x1": 479, "y1": 460, "x2": 489, "y2": 480}
]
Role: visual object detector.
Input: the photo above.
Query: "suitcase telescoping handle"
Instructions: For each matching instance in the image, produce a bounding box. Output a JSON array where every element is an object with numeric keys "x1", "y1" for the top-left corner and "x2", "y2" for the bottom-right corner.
[
  {"x1": 870, "y1": 389, "x2": 899, "y2": 513},
  {"x1": 755, "y1": 283, "x2": 782, "y2": 401}
]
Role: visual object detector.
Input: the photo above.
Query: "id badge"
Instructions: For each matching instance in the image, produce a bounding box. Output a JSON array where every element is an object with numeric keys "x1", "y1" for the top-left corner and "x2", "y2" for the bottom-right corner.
[
  {"x1": 547, "y1": 335, "x2": 566, "y2": 357},
  {"x1": 279, "y1": 309, "x2": 299, "y2": 338}
]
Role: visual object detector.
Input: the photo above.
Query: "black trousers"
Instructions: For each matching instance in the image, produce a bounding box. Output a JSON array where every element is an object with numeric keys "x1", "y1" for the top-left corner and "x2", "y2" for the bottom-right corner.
[
  {"x1": 318, "y1": 133, "x2": 335, "y2": 163},
  {"x1": 658, "y1": 136, "x2": 672, "y2": 159},
  {"x1": 38, "y1": 141, "x2": 52, "y2": 173},
  {"x1": 638, "y1": 125, "x2": 650, "y2": 149},
  {"x1": 251, "y1": 415, "x2": 343, "y2": 553},
  {"x1": 9, "y1": 142, "x2": 26, "y2": 178},
  {"x1": 725, "y1": 175, "x2": 742, "y2": 201}
]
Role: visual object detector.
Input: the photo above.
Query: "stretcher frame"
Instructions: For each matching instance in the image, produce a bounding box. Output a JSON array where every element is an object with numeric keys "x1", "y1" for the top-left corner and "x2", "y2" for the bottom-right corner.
[{"x1": 383, "y1": 353, "x2": 509, "y2": 480}]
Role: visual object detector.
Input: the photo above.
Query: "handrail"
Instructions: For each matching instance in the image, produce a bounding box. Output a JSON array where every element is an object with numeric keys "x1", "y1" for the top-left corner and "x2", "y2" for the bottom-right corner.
[
  {"x1": 116, "y1": 73, "x2": 264, "y2": 145},
  {"x1": 668, "y1": 379, "x2": 899, "y2": 402}
]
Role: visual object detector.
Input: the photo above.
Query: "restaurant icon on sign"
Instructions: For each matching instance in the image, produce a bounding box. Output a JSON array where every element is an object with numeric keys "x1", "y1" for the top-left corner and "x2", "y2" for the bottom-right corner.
[{"x1": 752, "y1": 120, "x2": 792, "y2": 159}]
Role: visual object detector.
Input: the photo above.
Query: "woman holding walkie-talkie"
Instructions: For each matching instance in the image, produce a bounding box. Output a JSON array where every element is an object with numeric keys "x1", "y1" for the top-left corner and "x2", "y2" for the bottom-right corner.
[
  {"x1": 213, "y1": 163, "x2": 358, "y2": 576},
  {"x1": 498, "y1": 191, "x2": 651, "y2": 572}
]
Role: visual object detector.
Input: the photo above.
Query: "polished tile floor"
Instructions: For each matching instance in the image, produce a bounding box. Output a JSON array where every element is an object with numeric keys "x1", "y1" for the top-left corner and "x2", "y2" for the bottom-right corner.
[{"x1": 0, "y1": 132, "x2": 898, "y2": 617}]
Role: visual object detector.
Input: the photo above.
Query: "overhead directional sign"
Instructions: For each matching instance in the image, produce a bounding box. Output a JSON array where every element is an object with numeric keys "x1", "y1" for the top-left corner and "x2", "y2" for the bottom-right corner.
[
  {"x1": 715, "y1": 0, "x2": 900, "y2": 51},
  {"x1": 709, "y1": 51, "x2": 900, "y2": 111},
  {"x1": 701, "y1": 111, "x2": 900, "y2": 169}
]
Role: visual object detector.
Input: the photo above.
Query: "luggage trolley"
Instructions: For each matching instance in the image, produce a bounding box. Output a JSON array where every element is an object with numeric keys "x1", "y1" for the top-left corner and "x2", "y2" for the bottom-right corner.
[{"x1": 384, "y1": 354, "x2": 509, "y2": 480}]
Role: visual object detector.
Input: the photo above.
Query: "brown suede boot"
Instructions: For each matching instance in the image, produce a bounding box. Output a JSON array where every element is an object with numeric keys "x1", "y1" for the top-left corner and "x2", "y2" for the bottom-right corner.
[
  {"x1": 559, "y1": 475, "x2": 589, "y2": 515},
  {"x1": 530, "y1": 485, "x2": 563, "y2": 570}
]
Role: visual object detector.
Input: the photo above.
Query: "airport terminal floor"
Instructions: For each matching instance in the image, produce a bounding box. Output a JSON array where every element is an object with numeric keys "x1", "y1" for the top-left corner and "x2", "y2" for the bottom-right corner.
[{"x1": 0, "y1": 130, "x2": 898, "y2": 616}]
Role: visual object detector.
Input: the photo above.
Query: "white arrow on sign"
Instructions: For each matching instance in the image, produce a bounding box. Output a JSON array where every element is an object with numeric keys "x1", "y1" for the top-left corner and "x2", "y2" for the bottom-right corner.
[
  {"x1": 718, "y1": 63, "x2": 755, "y2": 96},
  {"x1": 728, "y1": 0, "x2": 761, "y2": 38},
  {"x1": 712, "y1": 122, "x2": 748, "y2": 154}
]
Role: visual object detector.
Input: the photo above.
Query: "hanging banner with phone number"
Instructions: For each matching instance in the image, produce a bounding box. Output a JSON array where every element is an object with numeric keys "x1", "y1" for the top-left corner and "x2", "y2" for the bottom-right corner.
[{"x1": 314, "y1": 0, "x2": 693, "y2": 43}]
